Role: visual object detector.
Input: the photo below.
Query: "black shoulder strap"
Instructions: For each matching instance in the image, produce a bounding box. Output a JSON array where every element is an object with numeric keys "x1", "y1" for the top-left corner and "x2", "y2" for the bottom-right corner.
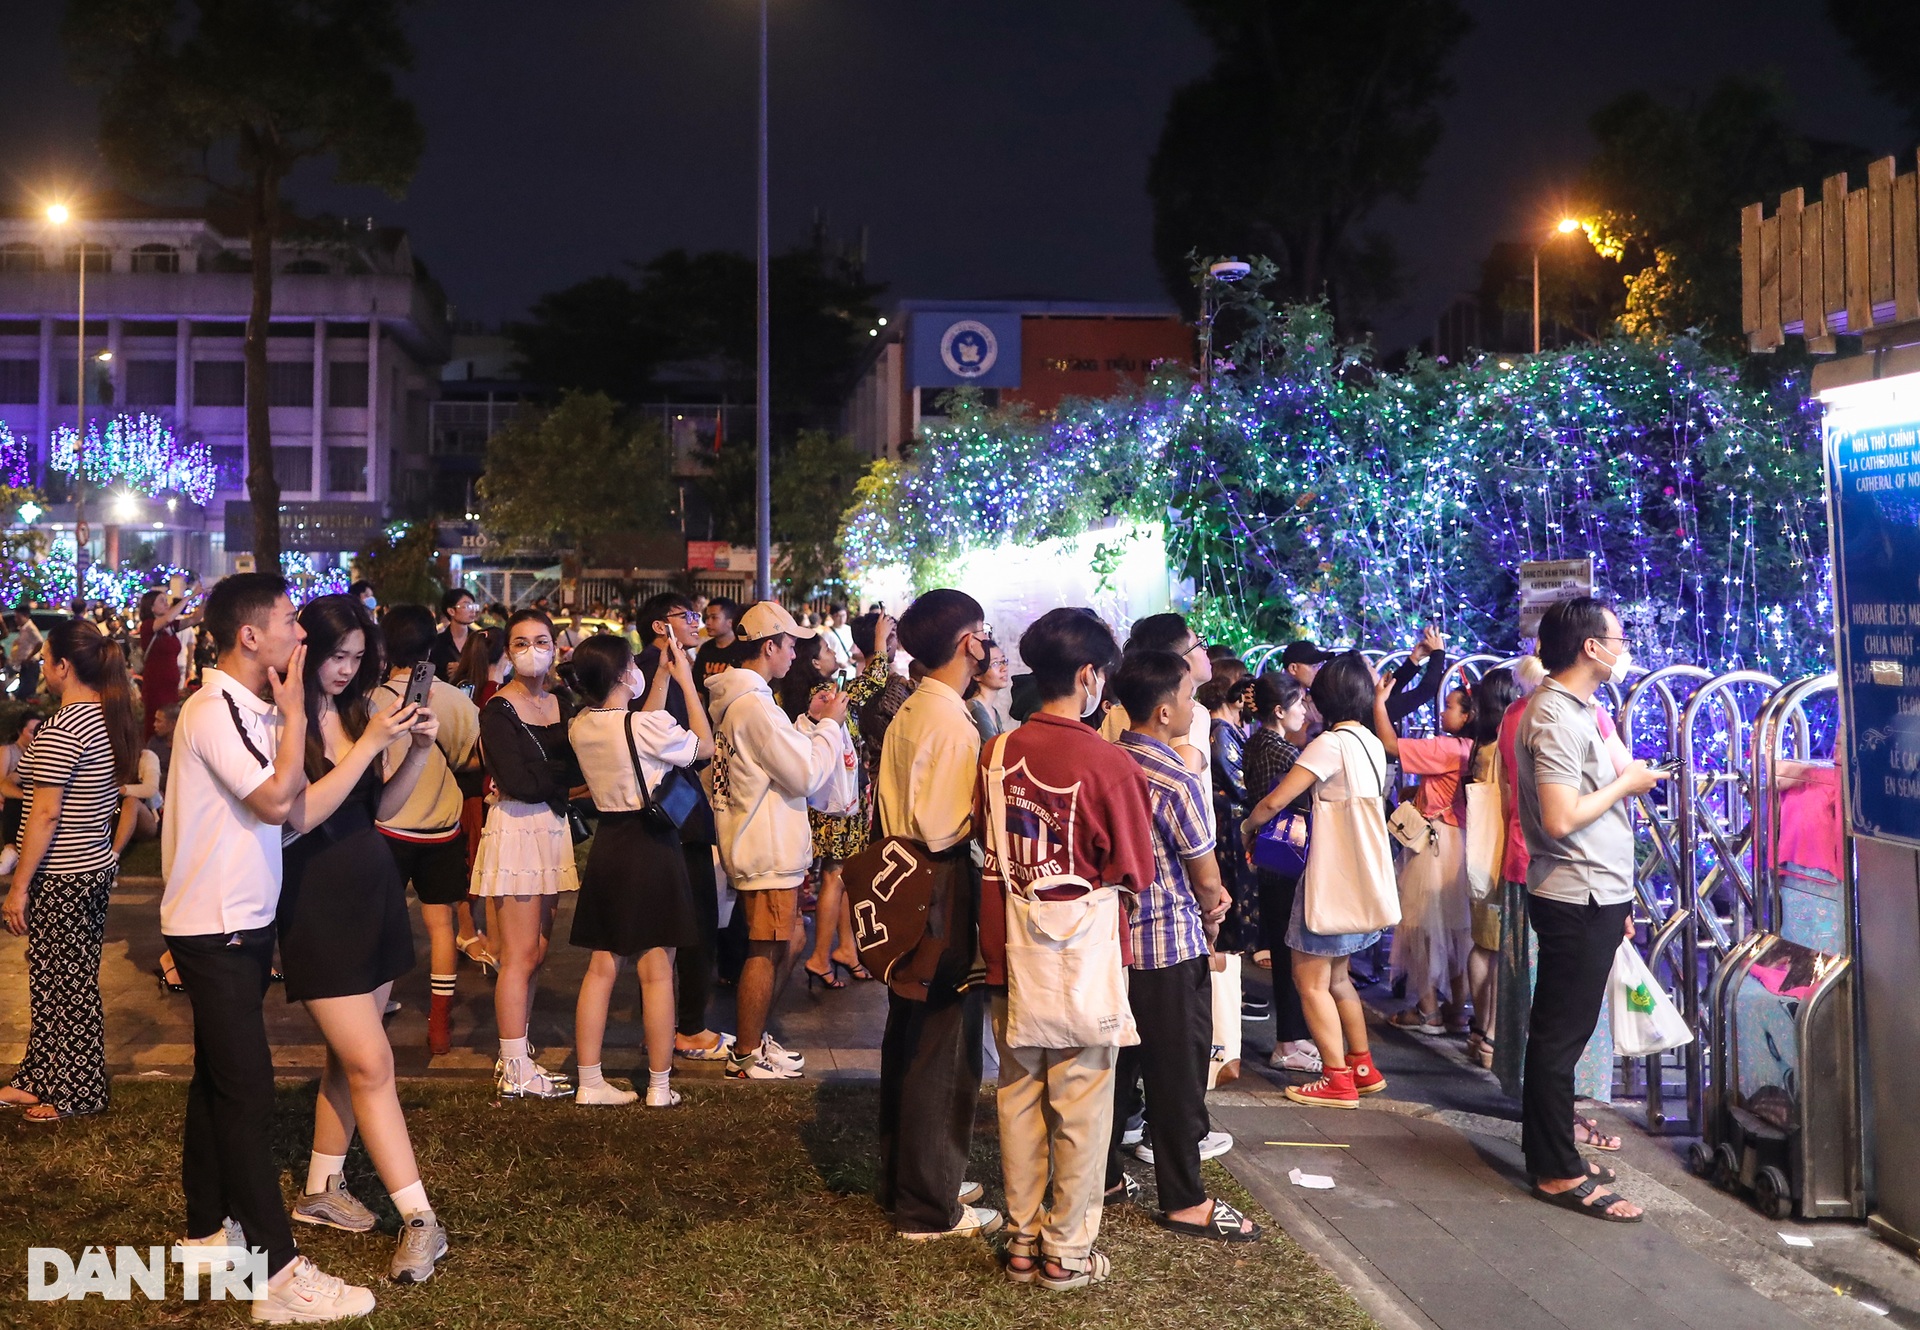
[
  {"x1": 623, "y1": 712, "x2": 657, "y2": 811},
  {"x1": 223, "y1": 692, "x2": 271, "y2": 769}
]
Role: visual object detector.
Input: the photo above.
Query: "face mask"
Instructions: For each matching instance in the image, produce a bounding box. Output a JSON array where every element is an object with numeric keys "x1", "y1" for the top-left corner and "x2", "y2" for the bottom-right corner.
[
  {"x1": 1597, "y1": 640, "x2": 1632, "y2": 687},
  {"x1": 625, "y1": 664, "x2": 646, "y2": 696},
  {"x1": 361, "y1": 596, "x2": 377, "y2": 612},
  {"x1": 1081, "y1": 672, "x2": 1104, "y2": 719},
  {"x1": 510, "y1": 646, "x2": 554, "y2": 679}
]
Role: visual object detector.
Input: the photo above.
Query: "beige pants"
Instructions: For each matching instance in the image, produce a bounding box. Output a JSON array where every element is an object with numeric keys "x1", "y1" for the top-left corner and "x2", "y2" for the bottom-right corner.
[{"x1": 991, "y1": 995, "x2": 1117, "y2": 1266}]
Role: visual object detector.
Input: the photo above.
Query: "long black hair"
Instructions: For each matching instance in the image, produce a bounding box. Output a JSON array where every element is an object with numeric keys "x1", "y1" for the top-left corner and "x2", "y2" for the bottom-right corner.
[
  {"x1": 777, "y1": 634, "x2": 831, "y2": 721},
  {"x1": 47, "y1": 617, "x2": 140, "y2": 783},
  {"x1": 1467, "y1": 667, "x2": 1520, "y2": 778},
  {"x1": 297, "y1": 594, "x2": 384, "y2": 780}
]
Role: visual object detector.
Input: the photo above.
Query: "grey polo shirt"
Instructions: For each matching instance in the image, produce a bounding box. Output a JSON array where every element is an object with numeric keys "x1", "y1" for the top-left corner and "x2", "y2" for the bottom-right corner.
[{"x1": 1514, "y1": 678, "x2": 1634, "y2": 906}]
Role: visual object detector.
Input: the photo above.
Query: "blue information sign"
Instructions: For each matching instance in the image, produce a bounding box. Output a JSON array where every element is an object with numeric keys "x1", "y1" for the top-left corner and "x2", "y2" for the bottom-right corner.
[{"x1": 1828, "y1": 387, "x2": 1920, "y2": 845}]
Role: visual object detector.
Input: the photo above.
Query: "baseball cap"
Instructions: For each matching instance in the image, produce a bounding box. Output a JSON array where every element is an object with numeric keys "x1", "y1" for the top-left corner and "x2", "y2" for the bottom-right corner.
[
  {"x1": 1281, "y1": 641, "x2": 1337, "y2": 667},
  {"x1": 738, "y1": 601, "x2": 817, "y2": 642}
]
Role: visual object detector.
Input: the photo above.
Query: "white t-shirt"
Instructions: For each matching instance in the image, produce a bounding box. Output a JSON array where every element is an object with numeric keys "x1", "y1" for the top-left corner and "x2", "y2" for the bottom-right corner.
[
  {"x1": 1296, "y1": 722, "x2": 1388, "y2": 800},
  {"x1": 160, "y1": 668, "x2": 285, "y2": 936},
  {"x1": 569, "y1": 708, "x2": 699, "y2": 813}
]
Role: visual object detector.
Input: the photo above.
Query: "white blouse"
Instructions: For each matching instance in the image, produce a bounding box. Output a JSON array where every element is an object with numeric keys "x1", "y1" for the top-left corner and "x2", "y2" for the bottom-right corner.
[{"x1": 569, "y1": 708, "x2": 699, "y2": 813}]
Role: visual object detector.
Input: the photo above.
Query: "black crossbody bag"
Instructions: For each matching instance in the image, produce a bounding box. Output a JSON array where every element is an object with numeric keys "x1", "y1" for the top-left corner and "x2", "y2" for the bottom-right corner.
[{"x1": 623, "y1": 713, "x2": 704, "y2": 833}]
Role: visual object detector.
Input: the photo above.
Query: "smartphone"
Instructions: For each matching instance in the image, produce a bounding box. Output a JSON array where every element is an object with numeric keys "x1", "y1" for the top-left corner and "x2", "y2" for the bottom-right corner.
[{"x1": 402, "y1": 660, "x2": 434, "y2": 710}]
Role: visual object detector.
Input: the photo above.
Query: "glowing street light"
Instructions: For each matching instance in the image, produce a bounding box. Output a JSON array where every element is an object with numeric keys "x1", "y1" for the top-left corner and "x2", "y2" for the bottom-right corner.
[
  {"x1": 1533, "y1": 217, "x2": 1587, "y2": 355},
  {"x1": 46, "y1": 203, "x2": 69, "y2": 226},
  {"x1": 1556, "y1": 217, "x2": 1582, "y2": 234}
]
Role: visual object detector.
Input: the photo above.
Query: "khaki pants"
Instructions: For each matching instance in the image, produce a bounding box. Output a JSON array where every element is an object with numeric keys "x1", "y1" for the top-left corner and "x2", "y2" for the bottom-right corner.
[{"x1": 991, "y1": 995, "x2": 1117, "y2": 1267}]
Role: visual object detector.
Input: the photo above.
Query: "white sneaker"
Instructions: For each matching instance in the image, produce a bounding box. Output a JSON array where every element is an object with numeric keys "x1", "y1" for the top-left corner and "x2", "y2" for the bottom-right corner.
[
  {"x1": 645, "y1": 1087, "x2": 683, "y2": 1108},
  {"x1": 0, "y1": 845, "x2": 18, "y2": 876},
  {"x1": 1120, "y1": 1122, "x2": 1145, "y2": 1149},
  {"x1": 899, "y1": 1204, "x2": 1005, "y2": 1241},
  {"x1": 251, "y1": 1255, "x2": 375, "y2": 1323},
  {"x1": 1132, "y1": 1140, "x2": 1156, "y2": 1165},
  {"x1": 1199, "y1": 1130, "x2": 1235, "y2": 1161},
  {"x1": 172, "y1": 1217, "x2": 245, "y2": 1272},
  {"x1": 1270, "y1": 1041, "x2": 1324, "y2": 1074},
  {"x1": 760, "y1": 1034, "x2": 804, "y2": 1070},
  {"x1": 725, "y1": 1047, "x2": 800, "y2": 1080},
  {"x1": 958, "y1": 1180, "x2": 984, "y2": 1206},
  {"x1": 574, "y1": 1081, "x2": 638, "y2": 1107}
]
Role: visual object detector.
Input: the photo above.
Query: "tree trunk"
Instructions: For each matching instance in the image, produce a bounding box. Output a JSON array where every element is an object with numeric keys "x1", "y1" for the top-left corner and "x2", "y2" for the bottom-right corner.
[{"x1": 244, "y1": 166, "x2": 282, "y2": 573}]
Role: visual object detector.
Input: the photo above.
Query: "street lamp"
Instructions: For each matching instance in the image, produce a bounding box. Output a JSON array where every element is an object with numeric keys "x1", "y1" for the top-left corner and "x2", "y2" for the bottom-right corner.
[
  {"x1": 45, "y1": 202, "x2": 92, "y2": 585},
  {"x1": 754, "y1": 0, "x2": 771, "y2": 602},
  {"x1": 1532, "y1": 217, "x2": 1584, "y2": 355},
  {"x1": 1200, "y1": 259, "x2": 1251, "y2": 391}
]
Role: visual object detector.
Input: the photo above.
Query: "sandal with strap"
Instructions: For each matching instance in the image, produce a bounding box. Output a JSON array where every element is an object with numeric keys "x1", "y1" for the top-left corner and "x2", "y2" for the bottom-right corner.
[
  {"x1": 1103, "y1": 1173, "x2": 1141, "y2": 1207},
  {"x1": 1530, "y1": 1176, "x2": 1642, "y2": 1222},
  {"x1": 1574, "y1": 1115, "x2": 1622, "y2": 1151},
  {"x1": 1153, "y1": 1199, "x2": 1263, "y2": 1243},
  {"x1": 153, "y1": 959, "x2": 185, "y2": 993},
  {"x1": 1003, "y1": 1235, "x2": 1041, "y2": 1285},
  {"x1": 834, "y1": 958, "x2": 875, "y2": 982},
  {"x1": 1036, "y1": 1249, "x2": 1111, "y2": 1292},
  {"x1": 457, "y1": 935, "x2": 498, "y2": 977}
]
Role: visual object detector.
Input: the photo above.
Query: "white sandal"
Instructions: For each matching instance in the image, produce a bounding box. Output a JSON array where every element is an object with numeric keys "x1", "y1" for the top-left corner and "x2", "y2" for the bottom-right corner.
[{"x1": 1036, "y1": 1249, "x2": 1111, "y2": 1291}]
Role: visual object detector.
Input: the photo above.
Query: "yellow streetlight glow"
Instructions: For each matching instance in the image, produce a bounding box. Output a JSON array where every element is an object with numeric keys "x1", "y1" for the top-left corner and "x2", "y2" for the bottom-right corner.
[
  {"x1": 96, "y1": 350, "x2": 113, "y2": 363},
  {"x1": 46, "y1": 203, "x2": 70, "y2": 225},
  {"x1": 1557, "y1": 217, "x2": 1581, "y2": 234}
]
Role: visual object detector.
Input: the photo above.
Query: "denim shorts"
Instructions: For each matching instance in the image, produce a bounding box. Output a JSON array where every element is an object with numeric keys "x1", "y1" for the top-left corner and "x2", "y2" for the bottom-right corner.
[{"x1": 1284, "y1": 879, "x2": 1383, "y2": 958}]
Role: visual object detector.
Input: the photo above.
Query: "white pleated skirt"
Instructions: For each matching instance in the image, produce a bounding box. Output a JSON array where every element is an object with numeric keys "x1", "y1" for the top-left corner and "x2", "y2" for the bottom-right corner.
[{"x1": 470, "y1": 799, "x2": 580, "y2": 898}]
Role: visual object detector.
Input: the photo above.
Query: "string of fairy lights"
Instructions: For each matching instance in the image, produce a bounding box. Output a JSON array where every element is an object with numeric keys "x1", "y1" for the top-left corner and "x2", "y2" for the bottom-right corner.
[{"x1": 843, "y1": 305, "x2": 1831, "y2": 676}]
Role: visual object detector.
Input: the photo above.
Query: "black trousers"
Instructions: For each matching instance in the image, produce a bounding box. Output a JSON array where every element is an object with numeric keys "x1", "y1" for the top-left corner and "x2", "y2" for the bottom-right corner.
[
  {"x1": 1521, "y1": 893, "x2": 1631, "y2": 1180},
  {"x1": 1104, "y1": 1045, "x2": 1144, "y2": 1190},
  {"x1": 1256, "y1": 870, "x2": 1312, "y2": 1044},
  {"x1": 1121, "y1": 956, "x2": 1213, "y2": 1214},
  {"x1": 876, "y1": 986, "x2": 984, "y2": 1233},
  {"x1": 675, "y1": 844, "x2": 719, "y2": 1036},
  {"x1": 164, "y1": 927, "x2": 298, "y2": 1275}
]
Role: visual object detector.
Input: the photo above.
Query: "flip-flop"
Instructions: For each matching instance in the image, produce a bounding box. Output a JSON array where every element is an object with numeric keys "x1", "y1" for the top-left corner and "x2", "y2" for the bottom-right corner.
[
  {"x1": 1531, "y1": 1176, "x2": 1642, "y2": 1222},
  {"x1": 1152, "y1": 1199, "x2": 1263, "y2": 1243},
  {"x1": 1575, "y1": 1115, "x2": 1622, "y2": 1151}
]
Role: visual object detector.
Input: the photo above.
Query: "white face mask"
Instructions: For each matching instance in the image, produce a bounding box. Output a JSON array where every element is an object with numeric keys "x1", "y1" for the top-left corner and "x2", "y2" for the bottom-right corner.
[
  {"x1": 1081, "y1": 671, "x2": 1104, "y2": 719},
  {"x1": 1596, "y1": 640, "x2": 1632, "y2": 687},
  {"x1": 510, "y1": 646, "x2": 554, "y2": 679},
  {"x1": 625, "y1": 664, "x2": 646, "y2": 696}
]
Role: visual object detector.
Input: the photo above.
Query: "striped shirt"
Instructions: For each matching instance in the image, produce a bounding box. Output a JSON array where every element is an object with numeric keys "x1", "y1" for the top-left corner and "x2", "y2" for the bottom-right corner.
[
  {"x1": 19, "y1": 701, "x2": 124, "y2": 876},
  {"x1": 1115, "y1": 731, "x2": 1214, "y2": 970}
]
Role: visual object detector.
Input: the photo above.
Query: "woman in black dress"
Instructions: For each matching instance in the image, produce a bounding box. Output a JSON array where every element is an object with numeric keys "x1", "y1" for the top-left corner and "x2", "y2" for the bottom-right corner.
[
  {"x1": 1242, "y1": 671, "x2": 1321, "y2": 1074},
  {"x1": 567, "y1": 633, "x2": 712, "y2": 1107},
  {"x1": 276, "y1": 595, "x2": 451, "y2": 1285}
]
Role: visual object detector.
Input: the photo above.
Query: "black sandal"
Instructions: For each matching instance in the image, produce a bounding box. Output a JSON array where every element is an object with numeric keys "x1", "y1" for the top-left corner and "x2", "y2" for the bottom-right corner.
[
  {"x1": 1530, "y1": 1176, "x2": 1642, "y2": 1222},
  {"x1": 1152, "y1": 1199, "x2": 1263, "y2": 1243},
  {"x1": 1104, "y1": 1174, "x2": 1140, "y2": 1207},
  {"x1": 153, "y1": 961, "x2": 185, "y2": 994}
]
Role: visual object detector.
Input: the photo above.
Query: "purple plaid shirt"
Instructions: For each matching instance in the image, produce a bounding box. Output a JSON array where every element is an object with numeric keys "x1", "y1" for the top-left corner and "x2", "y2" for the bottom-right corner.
[{"x1": 1116, "y1": 731, "x2": 1214, "y2": 969}]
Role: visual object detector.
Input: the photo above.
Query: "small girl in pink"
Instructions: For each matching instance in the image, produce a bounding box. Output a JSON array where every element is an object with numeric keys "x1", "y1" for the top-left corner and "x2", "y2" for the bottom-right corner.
[{"x1": 1373, "y1": 678, "x2": 1481, "y2": 1032}]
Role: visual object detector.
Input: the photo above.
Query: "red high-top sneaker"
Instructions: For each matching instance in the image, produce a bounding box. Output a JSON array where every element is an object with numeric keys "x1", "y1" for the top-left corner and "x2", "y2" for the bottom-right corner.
[
  {"x1": 1285, "y1": 1065, "x2": 1359, "y2": 1109},
  {"x1": 1349, "y1": 1049, "x2": 1388, "y2": 1096}
]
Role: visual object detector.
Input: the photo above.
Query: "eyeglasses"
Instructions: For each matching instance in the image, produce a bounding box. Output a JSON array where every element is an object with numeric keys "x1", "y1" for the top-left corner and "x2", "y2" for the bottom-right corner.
[{"x1": 1588, "y1": 634, "x2": 1626, "y2": 646}]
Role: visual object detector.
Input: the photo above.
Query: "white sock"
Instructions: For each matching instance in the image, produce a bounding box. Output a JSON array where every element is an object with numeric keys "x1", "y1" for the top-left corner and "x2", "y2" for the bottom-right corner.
[
  {"x1": 499, "y1": 1035, "x2": 528, "y2": 1063},
  {"x1": 305, "y1": 1151, "x2": 347, "y2": 1197},
  {"x1": 389, "y1": 1180, "x2": 430, "y2": 1218},
  {"x1": 648, "y1": 1069, "x2": 670, "y2": 1095},
  {"x1": 577, "y1": 1062, "x2": 606, "y2": 1089}
]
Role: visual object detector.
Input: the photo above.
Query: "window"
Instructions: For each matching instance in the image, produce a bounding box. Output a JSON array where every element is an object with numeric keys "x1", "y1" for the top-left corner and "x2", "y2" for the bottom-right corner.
[
  {"x1": 0, "y1": 361, "x2": 36, "y2": 405},
  {"x1": 283, "y1": 259, "x2": 330, "y2": 275},
  {"x1": 267, "y1": 361, "x2": 313, "y2": 408},
  {"x1": 211, "y1": 446, "x2": 246, "y2": 492},
  {"x1": 0, "y1": 243, "x2": 41, "y2": 273},
  {"x1": 125, "y1": 360, "x2": 176, "y2": 406},
  {"x1": 63, "y1": 244, "x2": 111, "y2": 274},
  {"x1": 328, "y1": 360, "x2": 369, "y2": 408},
  {"x1": 327, "y1": 446, "x2": 367, "y2": 493},
  {"x1": 193, "y1": 361, "x2": 245, "y2": 407},
  {"x1": 272, "y1": 446, "x2": 313, "y2": 492},
  {"x1": 130, "y1": 244, "x2": 179, "y2": 274}
]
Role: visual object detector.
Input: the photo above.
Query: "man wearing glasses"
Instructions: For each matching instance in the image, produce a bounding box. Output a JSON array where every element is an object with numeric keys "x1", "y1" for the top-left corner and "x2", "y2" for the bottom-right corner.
[{"x1": 1513, "y1": 596, "x2": 1663, "y2": 1224}]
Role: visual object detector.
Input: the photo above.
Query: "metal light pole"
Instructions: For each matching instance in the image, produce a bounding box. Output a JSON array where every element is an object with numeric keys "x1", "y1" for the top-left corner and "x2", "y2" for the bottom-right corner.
[
  {"x1": 47, "y1": 204, "x2": 90, "y2": 589},
  {"x1": 754, "y1": 0, "x2": 772, "y2": 603},
  {"x1": 1532, "y1": 218, "x2": 1584, "y2": 356}
]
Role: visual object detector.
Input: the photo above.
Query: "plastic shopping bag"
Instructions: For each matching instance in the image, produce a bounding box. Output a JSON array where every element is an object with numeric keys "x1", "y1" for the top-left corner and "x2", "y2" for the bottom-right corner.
[
  {"x1": 1609, "y1": 940, "x2": 1693, "y2": 1057},
  {"x1": 1207, "y1": 952, "x2": 1243, "y2": 1088}
]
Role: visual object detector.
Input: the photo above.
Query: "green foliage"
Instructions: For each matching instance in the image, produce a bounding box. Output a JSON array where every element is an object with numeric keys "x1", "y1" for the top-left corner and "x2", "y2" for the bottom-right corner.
[
  {"x1": 353, "y1": 521, "x2": 442, "y2": 608},
  {"x1": 477, "y1": 391, "x2": 673, "y2": 556},
  {"x1": 772, "y1": 431, "x2": 870, "y2": 602},
  {"x1": 1575, "y1": 77, "x2": 1863, "y2": 347},
  {"x1": 1148, "y1": 0, "x2": 1470, "y2": 328},
  {"x1": 65, "y1": 0, "x2": 424, "y2": 570}
]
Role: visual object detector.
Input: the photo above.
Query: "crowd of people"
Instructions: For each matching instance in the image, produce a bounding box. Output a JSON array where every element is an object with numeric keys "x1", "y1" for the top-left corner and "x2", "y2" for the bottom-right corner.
[{"x1": 0, "y1": 569, "x2": 1661, "y2": 1317}]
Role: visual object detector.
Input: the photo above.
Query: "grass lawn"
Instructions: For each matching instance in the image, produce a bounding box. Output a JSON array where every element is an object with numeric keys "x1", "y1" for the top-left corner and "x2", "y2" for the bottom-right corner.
[{"x1": 6, "y1": 1079, "x2": 1376, "y2": 1328}]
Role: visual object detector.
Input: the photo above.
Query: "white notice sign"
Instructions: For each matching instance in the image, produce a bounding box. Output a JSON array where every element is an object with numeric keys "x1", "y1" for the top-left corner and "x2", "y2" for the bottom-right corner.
[{"x1": 1517, "y1": 558, "x2": 1594, "y2": 638}]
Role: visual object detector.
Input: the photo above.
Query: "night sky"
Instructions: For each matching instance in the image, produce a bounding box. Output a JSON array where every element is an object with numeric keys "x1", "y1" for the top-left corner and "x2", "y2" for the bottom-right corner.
[{"x1": 0, "y1": 1, "x2": 1909, "y2": 353}]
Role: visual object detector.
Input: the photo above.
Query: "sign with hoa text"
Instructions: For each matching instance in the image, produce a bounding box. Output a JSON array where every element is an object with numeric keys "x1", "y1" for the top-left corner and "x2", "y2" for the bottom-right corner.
[
  {"x1": 1517, "y1": 558, "x2": 1594, "y2": 638},
  {"x1": 1825, "y1": 375, "x2": 1920, "y2": 846}
]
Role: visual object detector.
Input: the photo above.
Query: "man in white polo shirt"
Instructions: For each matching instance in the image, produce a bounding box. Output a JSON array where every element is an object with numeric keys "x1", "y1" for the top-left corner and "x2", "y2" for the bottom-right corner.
[{"x1": 160, "y1": 573, "x2": 376, "y2": 1322}]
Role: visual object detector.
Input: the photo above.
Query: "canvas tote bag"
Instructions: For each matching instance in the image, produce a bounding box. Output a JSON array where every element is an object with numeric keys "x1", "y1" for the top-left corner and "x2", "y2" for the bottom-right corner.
[
  {"x1": 984, "y1": 735, "x2": 1138, "y2": 1050},
  {"x1": 1462, "y1": 744, "x2": 1507, "y2": 903},
  {"x1": 1302, "y1": 724, "x2": 1402, "y2": 936}
]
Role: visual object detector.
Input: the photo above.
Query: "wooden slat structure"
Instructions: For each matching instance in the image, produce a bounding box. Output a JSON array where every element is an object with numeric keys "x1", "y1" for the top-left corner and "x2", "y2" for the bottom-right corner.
[{"x1": 1744, "y1": 155, "x2": 1920, "y2": 353}]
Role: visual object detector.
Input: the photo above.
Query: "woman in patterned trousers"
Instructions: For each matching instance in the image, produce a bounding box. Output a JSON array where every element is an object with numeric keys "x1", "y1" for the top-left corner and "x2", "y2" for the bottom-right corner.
[{"x1": 1, "y1": 619, "x2": 143, "y2": 1122}]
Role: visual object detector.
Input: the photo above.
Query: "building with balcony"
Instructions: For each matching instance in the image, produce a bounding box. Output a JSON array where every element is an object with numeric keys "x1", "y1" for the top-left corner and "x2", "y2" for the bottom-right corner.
[{"x1": 0, "y1": 201, "x2": 449, "y2": 574}]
